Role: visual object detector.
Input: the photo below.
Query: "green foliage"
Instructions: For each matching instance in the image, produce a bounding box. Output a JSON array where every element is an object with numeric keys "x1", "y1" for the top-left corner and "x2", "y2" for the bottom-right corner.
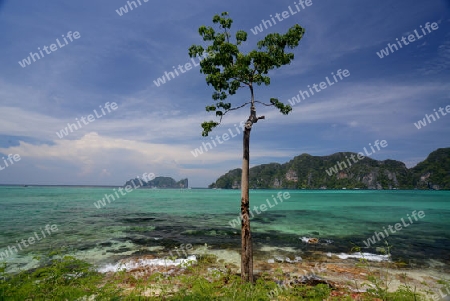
[
  {"x1": 209, "y1": 148, "x2": 450, "y2": 190},
  {"x1": 209, "y1": 168, "x2": 241, "y2": 188},
  {"x1": 0, "y1": 248, "x2": 439, "y2": 300},
  {"x1": 201, "y1": 121, "x2": 220, "y2": 137},
  {"x1": 125, "y1": 177, "x2": 188, "y2": 188},
  {"x1": 189, "y1": 12, "x2": 304, "y2": 136},
  {"x1": 270, "y1": 98, "x2": 292, "y2": 115},
  {"x1": 411, "y1": 147, "x2": 450, "y2": 189},
  {"x1": 351, "y1": 242, "x2": 425, "y2": 301},
  {"x1": 0, "y1": 253, "x2": 121, "y2": 300},
  {"x1": 287, "y1": 283, "x2": 331, "y2": 300}
]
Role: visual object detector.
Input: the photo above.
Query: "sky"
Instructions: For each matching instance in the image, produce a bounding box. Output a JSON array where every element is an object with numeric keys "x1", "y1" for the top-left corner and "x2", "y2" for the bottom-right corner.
[{"x1": 0, "y1": 0, "x2": 449, "y2": 187}]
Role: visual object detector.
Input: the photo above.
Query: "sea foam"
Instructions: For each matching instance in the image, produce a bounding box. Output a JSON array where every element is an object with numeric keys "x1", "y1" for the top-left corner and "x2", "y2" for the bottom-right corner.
[
  {"x1": 98, "y1": 255, "x2": 197, "y2": 273},
  {"x1": 330, "y1": 252, "x2": 390, "y2": 262}
]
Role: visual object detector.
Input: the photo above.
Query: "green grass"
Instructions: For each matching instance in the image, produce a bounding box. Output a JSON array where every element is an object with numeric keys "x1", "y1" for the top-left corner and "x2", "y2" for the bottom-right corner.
[
  {"x1": 0, "y1": 249, "x2": 447, "y2": 300},
  {"x1": 0, "y1": 255, "x2": 121, "y2": 300},
  {"x1": 350, "y1": 241, "x2": 446, "y2": 301}
]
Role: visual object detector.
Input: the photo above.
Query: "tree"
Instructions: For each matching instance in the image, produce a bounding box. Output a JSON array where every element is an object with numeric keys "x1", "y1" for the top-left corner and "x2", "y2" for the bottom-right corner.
[{"x1": 189, "y1": 12, "x2": 305, "y2": 282}]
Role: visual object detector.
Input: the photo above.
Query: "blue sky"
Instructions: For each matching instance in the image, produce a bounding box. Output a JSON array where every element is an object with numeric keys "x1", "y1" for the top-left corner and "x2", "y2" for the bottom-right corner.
[{"x1": 0, "y1": 0, "x2": 449, "y2": 187}]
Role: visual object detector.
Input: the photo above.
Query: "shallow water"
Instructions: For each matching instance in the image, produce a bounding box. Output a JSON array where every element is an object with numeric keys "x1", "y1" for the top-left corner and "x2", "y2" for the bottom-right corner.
[{"x1": 0, "y1": 186, "x2": 449, "y2": 272}]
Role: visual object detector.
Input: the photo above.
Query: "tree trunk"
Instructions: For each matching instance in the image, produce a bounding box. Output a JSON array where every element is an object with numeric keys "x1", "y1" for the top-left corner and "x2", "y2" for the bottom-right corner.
[{"x1": 240, "y1": 124, "x2": 253, "y2": 283}]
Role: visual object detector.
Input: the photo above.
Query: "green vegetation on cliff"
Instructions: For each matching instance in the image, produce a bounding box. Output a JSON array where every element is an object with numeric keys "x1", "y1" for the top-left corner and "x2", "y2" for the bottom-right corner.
[
  {"x1": 209, "y1": 148, "x2": 450, "y2": 190},
  {"x1": 411, "y1": 148, "x2": 450, "y2": 189},
  {"x1": 125, "y1": 177, "x2": 188, "y2": 189}
]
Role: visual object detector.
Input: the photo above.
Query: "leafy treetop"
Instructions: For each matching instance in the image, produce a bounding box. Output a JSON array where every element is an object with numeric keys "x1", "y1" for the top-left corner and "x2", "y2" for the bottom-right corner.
[{"x1": 189, "y1": 12, "x2": 305, "y2": 136}]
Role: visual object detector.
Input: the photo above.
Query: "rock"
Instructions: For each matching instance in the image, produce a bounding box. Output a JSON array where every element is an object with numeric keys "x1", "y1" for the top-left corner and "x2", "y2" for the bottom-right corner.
[
  {"x1": 285, "y1": 256, "x2": 302, "y2": 263},
  {"x1": 274, "y1": 256, "x2": 285, "y2": 263}
]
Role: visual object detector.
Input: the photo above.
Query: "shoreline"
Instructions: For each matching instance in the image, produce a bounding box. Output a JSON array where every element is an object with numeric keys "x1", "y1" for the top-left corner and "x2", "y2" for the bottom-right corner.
[
  {"x1": 96, "y1": 245, "x2": 450, "y2": 299},
  {"x1": 2, "y1": 242, "x2": 449, "y2": 299}
]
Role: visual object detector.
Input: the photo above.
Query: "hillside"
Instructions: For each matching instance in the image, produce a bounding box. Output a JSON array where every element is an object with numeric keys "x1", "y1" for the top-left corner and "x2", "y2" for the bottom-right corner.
[
  {"x1": 209, "y1": 148, "x2": 450, "y2": 190},
  {"x1": 125, "y1": 177, "x2": 188, "y2": 189}
]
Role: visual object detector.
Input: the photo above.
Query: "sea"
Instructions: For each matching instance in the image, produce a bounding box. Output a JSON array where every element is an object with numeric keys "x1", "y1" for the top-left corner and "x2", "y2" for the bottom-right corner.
[{"x1": 0, "y1": 186, "x2": 449, "y2": 273}]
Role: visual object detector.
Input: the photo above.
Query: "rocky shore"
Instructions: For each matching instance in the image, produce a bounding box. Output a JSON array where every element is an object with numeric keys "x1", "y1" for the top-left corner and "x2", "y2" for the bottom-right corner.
[{"x1": 99, "y1": 244, "x2": 450, "y2": 300}]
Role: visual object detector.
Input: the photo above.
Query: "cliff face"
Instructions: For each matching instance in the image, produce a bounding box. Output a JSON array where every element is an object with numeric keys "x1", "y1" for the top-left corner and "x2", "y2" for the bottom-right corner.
[
  {"x1": 209, "y1": 148, "x2": 450, "y2": 190},
  {"x1": 410, "y1": 148, "x2": 450, "y2": 190}
]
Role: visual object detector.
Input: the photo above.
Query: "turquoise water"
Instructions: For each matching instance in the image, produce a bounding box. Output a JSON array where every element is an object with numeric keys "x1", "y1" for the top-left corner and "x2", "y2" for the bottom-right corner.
[{"x1": 0, "y1": 186, "x2": 449, "y2": 272}]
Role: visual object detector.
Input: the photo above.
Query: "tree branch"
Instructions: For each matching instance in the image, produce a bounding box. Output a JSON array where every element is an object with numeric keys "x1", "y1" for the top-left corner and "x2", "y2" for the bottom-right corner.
[
  {"x1": 218, "y1": 101, "x2": 251, "y2": 123},
  {"x1": 227, "y1": 102, "x2": 250, "y2": 112},
  {"x1": 254, "y1": 100, "x2": 273, "y2": 107}
]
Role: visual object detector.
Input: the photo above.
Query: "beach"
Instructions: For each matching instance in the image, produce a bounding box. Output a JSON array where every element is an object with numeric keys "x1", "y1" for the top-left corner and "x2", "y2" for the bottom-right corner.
[{"x1": 91, "y1": 243, "x2": 450, "y2": 299}]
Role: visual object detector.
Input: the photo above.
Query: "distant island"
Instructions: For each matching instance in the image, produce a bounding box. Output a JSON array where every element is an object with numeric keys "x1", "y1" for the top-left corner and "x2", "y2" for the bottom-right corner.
[
  {"x1": 209, "y1": 147, "x2": 450, "y2": 190},
  {"x1": 125, "y1": 177, "x2": 188, "y2": 189}
]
